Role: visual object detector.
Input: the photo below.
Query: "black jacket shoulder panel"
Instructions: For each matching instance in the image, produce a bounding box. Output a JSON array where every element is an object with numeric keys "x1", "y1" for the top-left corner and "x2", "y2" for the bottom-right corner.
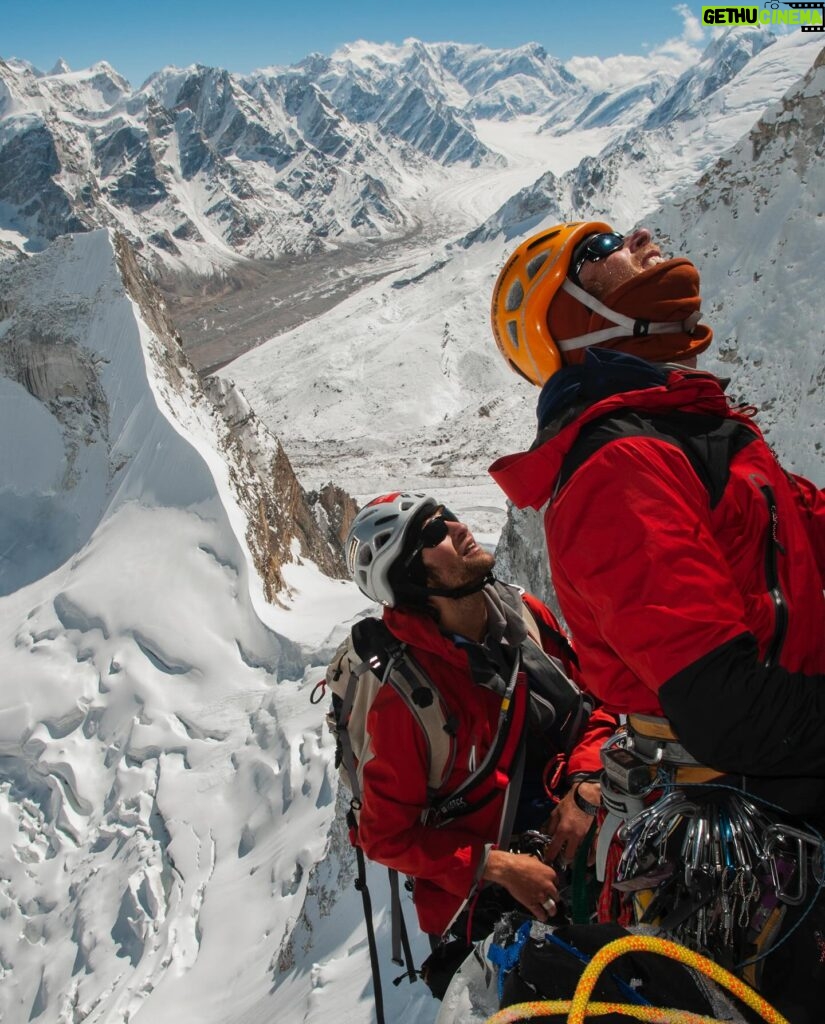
[{"x1": 557, "y1": 410, "x2": 758, "y2": 509}]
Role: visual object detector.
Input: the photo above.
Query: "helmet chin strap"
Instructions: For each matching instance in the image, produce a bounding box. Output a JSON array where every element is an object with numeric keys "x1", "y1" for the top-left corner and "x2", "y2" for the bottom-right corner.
[
  {"x1": 392, "y1": 573, "x2": 496, "y2": 610},
  {"x1": 558, "y1": 278, "x2": 702, "y2": 352},
  {"x1": 422, "y1": 572, "x2": 496, "y2": 600}
]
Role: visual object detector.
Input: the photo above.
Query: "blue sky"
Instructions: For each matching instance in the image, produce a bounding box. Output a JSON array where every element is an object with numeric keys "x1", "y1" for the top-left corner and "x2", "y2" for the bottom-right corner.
[{"x1": 5, "y1": 0, "x2": 707, "y2": 87}]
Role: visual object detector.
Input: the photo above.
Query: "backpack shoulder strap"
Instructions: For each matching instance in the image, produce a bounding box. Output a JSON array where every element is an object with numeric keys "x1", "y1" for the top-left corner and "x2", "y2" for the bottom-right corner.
[
  {"x1": 350, "y1": 618, "x2": 455, "y2": 795},
  {"x1": 556, "y1": 409, "x2": 758, "y2": 508},
  {"x1": 517, "y1": 596, "x2": 591, "y2": 757}
]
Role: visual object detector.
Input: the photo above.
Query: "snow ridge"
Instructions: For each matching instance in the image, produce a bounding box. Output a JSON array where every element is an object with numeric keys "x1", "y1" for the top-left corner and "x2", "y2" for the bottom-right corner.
[{"x1": 0, "y1": 230, "x2": 376, "y2": 1023}]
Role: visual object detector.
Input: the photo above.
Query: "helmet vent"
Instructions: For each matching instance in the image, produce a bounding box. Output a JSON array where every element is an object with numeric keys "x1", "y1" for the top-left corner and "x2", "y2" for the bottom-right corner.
[
  {"x1": 373, "y1": 530, "x2": 393, "y2": 551},
  {"x1": 347, "y1": 538, "x2": 360, "y2": 570},
  {"x1": 526, "y1": 253, "x2": 548, "y2": 279},
  {"x1": 506, "y1": 320, "x2": 519, "y2": 348},
  {"x1": 373, "y1": 514, "x2": 398, "y2": 527},
  {"x1": 505, "y1": 280, "x2": 524, "y2": 312},
  {"x1": 527, "y1": 229, "x2": 560, "y2": 251}
]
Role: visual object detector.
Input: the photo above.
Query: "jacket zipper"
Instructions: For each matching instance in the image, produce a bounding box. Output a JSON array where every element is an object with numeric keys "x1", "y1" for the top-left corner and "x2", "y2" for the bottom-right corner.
[{"x1": 759, "y1": 484, "x2": 788, "y2": 669}]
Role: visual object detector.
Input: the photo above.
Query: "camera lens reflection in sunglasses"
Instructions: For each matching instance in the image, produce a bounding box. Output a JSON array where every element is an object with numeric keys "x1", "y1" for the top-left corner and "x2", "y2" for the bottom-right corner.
[{"x1": 571, "y1": 232, "x2": 625, "y2": 282}]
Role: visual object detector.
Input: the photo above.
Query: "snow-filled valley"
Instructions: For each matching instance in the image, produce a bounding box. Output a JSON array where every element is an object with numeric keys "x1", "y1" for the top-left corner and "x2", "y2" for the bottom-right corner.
[{"x1": 0, "y1": 25, "x2": 824, "y2": 1024}]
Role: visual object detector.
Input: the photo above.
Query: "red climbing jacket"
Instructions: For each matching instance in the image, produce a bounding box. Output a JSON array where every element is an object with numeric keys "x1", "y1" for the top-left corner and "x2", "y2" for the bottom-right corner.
[{"x1": 490, "y1": 359, "x2": 825, "y2": 810}]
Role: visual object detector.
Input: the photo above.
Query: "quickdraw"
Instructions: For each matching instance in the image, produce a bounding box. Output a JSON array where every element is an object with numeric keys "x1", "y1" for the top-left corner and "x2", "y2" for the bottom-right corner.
[
  {"x1": 594, "y1": 722, "x2": 825, "y2": 975},
  {"x1": 483, "y1": 934, "x2": 790, "y2": 1024}
]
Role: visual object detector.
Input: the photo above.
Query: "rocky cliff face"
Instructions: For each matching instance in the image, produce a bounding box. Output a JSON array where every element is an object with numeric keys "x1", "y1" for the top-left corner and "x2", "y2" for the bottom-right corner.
[
  {"x1": 309, "y1": 481, "x2": 359, "y2": 561},
  {"x1": 0, "y1": 229, "x2": 349, "y2": 603},
  {"x1": 114, "y1": 235, "x2": 351, "y2": 598}
]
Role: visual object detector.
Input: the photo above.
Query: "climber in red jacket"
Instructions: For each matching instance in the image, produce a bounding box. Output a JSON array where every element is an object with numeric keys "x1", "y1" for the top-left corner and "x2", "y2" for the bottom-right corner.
[
  {"x1": 488, "y1": 221, "x2": 825, "y2": 1021},
  {"x1": 342, "y1": 492, "x2": 617, "y2": 942}
]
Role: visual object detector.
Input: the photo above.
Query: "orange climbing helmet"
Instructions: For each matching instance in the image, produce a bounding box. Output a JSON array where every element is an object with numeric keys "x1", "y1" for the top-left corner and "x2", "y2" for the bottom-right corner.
[{"x1": 490, "y1": 220, "x2": 613, "y2": 386}]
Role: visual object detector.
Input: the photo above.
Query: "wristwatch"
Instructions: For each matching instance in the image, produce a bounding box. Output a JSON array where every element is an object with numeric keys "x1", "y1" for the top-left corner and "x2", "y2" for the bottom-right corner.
[{"x1": 572, "y1": 781, "x2": 600, "y2": 817}]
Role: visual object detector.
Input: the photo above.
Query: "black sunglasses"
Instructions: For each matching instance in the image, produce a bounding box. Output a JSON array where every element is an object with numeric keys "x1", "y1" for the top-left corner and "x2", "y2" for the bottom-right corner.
[
  {"x1": 403, "y1": 507, "x2": 459, "y2": 568},
  {"x1": 569, "y1": 232, "x2": 625, "y2": 284}
]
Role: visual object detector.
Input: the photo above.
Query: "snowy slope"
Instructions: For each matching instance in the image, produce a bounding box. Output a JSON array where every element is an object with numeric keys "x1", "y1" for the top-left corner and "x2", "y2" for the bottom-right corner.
[{"x1": 0, "y1": 230, "x2": 417, "y2": 1024}]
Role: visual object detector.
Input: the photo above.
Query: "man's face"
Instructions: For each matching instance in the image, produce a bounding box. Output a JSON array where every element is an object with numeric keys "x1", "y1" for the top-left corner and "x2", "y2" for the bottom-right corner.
[
  {"x1": 420, "y1": 508, "x2": 494, "y2": 591},
  {"x1": 577, "y1": 227, "x2": 665, "y2": 299}
]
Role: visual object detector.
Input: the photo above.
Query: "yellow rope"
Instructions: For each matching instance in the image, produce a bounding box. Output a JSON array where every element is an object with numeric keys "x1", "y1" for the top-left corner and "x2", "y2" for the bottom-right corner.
[
  {"x1": 484, "y1": 934, "x2": 790, "y2": 1024},
  {"x1": 486, "y1": 1003, "x2": 719, "y2": 1022}
]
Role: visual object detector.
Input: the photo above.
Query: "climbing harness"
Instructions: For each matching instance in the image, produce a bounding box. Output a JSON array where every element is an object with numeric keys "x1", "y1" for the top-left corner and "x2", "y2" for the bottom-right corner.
[{"x1": 594, "y1": 717, "x2": 825, "y2": 985}]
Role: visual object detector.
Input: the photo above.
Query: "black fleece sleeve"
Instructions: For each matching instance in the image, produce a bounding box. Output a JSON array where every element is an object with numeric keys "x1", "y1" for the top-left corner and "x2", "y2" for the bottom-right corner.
[{"x1": 659, "y1": 633, "x2": 825, "y2": 778}]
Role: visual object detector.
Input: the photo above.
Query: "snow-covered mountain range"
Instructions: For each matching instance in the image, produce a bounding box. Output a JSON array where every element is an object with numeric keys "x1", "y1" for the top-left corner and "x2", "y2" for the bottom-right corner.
[
  {"x1": 0, "y1": 40, "x2": 580, "y2": 270},
  {"x1": 1, "y1": 26, "x2": 824, "y2": 1024},
  {"x1": 0, "y1": 30, "x2": 817, "y2": 275}
]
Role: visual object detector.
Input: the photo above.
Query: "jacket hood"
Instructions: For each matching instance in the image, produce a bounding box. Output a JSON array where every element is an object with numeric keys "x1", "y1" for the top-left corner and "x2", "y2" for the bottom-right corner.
[
  {"x1": 535, "y1": 348, "x2": 669, "y2": 431},
  {"x1": 489, "y1": 350, "x2": 738, "y2": 511}
]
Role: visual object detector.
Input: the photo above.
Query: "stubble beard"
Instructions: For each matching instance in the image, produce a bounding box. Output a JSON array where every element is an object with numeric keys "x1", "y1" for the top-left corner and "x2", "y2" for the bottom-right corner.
[{"x1": 427, "y1": 548, "x2": 495, "y2": 591}]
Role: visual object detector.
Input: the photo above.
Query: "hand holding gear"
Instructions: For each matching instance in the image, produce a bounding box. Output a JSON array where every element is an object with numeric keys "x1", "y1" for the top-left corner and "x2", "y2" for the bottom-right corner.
[
  {"x1": 544, "y1": 781, "x2": 601, "y2": 866},
  {"x1": 482, "y1": 848, "x2": 560, "y2": 922}
]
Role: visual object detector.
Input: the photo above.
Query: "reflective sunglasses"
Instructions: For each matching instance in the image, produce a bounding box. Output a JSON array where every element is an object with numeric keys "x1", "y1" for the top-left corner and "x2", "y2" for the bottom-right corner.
[
  {"x1": 403, "y1": 507, "x2": 459, "y2": 568},
  {"x1": 570, "y1": 232, "x2": 625, "y2": 284}
]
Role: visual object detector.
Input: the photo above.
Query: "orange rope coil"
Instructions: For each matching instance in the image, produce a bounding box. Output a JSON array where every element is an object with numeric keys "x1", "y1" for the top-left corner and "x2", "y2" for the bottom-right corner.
[{"x1": 483, "y1": 934, "x2": 790, "y2": 1024}]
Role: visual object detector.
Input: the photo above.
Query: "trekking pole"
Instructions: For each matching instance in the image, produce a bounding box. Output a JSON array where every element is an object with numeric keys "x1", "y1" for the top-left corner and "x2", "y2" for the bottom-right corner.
[
  {"x1": 353, "y1": 845, "x2": 386, "y2": 1024},
  {"x1": 387, "y1": 869, "x2": 418, "y2": 985}
]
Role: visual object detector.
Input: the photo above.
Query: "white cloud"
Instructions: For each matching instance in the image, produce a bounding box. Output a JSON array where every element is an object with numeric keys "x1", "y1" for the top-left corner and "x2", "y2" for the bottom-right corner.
[
  {"x1": 564, "y1": 3, "x2": 707, "y2": 91},
  {"x1": 675, "y1": 3, "x2": 706, "y2": 44}
]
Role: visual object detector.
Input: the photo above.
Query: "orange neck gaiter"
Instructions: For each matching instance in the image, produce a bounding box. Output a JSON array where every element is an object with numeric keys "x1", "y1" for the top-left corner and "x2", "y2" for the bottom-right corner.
[{"x1": 548, "y1": 258, "x2": 713, "y2": 366}]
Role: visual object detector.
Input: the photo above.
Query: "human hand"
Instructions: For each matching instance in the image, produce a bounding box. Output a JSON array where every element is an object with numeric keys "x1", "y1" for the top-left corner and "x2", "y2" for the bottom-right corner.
[
  {"x1": 482, "y1": 849, "x2": 560, "y2": 921},
  {"x1": 544, "y1": 782, "x2": 600, "y2": 866}
]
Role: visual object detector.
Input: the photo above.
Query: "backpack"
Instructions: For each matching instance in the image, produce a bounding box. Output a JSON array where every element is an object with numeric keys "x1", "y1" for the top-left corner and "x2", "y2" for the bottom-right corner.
[
  {"x1": 317, "y1": 618, "x2": 443, "y2": 1022},
  {"x1": 324, "y1": 615, "x2": 455, "y2": 813}
]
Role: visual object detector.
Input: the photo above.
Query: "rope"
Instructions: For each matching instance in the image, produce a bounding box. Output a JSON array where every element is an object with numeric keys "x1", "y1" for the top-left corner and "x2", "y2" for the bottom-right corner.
[
  {"x1": 487, "y1": 1004, "x2": 719, "y2": 1022},
  {"x1": 483, "y1": 934, "x2": 790, "y2": 1024}
]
